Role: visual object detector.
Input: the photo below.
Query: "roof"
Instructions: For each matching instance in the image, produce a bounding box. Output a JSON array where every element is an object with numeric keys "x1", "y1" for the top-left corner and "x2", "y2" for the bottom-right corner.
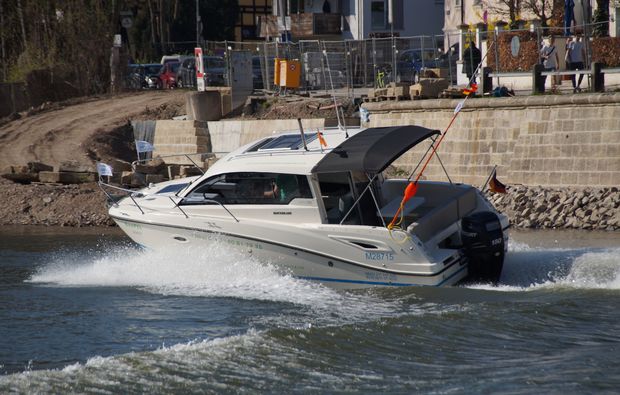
[{"x1": 311, "y1": 125, "x2": 440, "y2": 174}]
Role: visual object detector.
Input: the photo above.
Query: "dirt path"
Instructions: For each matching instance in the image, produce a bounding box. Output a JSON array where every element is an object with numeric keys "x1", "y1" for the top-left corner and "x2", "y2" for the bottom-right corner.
[{"x1": 0, "y1": 90, "x2": 187, "y2": 170}]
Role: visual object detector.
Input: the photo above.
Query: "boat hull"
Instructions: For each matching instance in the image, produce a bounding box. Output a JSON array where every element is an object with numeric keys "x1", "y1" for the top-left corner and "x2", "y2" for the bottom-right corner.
[{"x1": 112, "y1": 216, "x2": 470, "y2": 289}]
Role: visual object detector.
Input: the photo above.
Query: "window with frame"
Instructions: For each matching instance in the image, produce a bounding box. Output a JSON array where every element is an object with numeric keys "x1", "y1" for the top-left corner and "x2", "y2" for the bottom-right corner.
[
  {"x1": 318, "y1": 172, "x2": 360, "y2": 224},
  {"x1": 370, "y1": 1, "x2": 386, "y2": 30},
  {"x1": 183, "y1": 172, "x2": 313, "y2": 205}
]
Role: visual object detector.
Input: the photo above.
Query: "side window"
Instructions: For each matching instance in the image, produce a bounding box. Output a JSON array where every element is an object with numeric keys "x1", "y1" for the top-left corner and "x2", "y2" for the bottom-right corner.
[
  {"x1": 184, "y1": 172, "x2": 312, "y2": 205},
  {"x1": 318, "y1": 172, "x2": 360, "y2": 224}
]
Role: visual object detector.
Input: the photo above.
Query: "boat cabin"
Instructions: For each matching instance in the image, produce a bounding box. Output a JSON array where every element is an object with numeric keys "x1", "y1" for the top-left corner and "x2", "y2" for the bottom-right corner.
[{"x1": 178, "y1": 125, "x2": 478, "y2": 238}]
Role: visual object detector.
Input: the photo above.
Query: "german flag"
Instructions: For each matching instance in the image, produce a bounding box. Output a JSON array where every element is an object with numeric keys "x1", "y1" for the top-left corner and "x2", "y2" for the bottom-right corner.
[
  {"x1": 318, "y1": 131, "x2": 328, "y2": 148},
  {"x1": 489, "y1": 169, "x2": 507, "y2": 193},
  {"x1": 463, "y1": 83, "x2": 478, "y2": 96}
]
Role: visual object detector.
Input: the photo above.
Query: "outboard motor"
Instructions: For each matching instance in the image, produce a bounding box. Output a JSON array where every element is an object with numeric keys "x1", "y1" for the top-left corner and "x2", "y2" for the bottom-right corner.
[{"x1": 461, "y1": 211, "x2": 505, "y2": 284}]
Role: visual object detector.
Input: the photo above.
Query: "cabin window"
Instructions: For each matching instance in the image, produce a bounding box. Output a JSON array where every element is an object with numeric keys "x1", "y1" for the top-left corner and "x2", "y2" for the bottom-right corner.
[
  {"x1": 318, "y1": 172, "x2": 360, "y2": 224},
  {"x1": 351, "y1": 171, "x2": 383, "y2": 226},
  {"x1": 370, "y1": 1, "x2": 386, "y2": 29},
  {"x1": 183, "y1": 172, "x2": 312, "y2": 205}
]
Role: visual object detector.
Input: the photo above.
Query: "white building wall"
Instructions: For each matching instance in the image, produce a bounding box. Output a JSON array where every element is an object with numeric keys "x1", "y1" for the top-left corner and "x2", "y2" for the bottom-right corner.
[{"x1": 360, "y1": 0, "x2": 444, "y2": 39}]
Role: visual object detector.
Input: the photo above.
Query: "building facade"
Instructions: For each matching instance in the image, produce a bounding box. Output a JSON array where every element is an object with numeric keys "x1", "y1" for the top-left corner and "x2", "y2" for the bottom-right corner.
[{"x1": 260, "y1": 0, "x2": 445, "y2": 40}]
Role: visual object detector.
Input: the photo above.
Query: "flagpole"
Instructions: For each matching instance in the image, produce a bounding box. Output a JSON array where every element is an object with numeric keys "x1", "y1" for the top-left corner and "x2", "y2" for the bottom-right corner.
[
  {"x1": 135, "y1": 140, "x2": 141, "y2": 163},
  {"x1": 480, "y1": 164, "x2": 498, "y2": 193}
]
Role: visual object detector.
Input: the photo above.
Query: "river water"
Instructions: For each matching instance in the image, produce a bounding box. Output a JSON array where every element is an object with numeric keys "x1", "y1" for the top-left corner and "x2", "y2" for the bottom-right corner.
[{"x1": 1, "y1": 226, "x2": 619, "y2": 393}]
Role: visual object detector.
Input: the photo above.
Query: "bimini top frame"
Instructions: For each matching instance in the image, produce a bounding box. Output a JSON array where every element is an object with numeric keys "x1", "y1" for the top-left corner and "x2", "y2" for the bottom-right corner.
[{"x1": 311, "y1": 125, "x2": 440, "y2": 174}]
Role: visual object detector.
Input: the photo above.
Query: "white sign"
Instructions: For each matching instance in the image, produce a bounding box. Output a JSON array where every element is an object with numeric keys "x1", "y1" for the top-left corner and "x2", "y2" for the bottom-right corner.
[
  {"x1": 96, "y1": 163, "x2": 113, "y2": 177},
  {"x1": 454, "y1": 100, "x2": 465, "y2": 114},
  {"x1": 195, "y1": 47, "x2": 205, "y2": 92},
  {"x1": 113, "y1": 34, "x2": 122, "y2": 47},
  {"x1": 121, "y1": 16, "x2": 132, "y2": 29},
  {"x1": 511, "y1": 36, "x2": 520, "y2": 57},
  {"x1": 277, "y1": 16, "x2": 291, "y2": 32}
]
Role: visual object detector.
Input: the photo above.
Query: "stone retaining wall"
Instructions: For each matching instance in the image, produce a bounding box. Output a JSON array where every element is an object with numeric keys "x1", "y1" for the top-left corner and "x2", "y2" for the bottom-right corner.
[
  {"x1": 363, "y1": 93, "x2": 620, "y2": 188},
  {"x1": 153, "y1": 118, "x2": 329, "y2": 163}
]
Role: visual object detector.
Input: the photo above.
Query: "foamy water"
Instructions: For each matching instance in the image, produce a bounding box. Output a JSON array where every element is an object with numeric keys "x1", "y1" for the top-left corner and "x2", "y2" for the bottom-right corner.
[
  {"x1": 469, "y1": 238, "x2": 620, "y2": 292},
  {"x1": 3, "y1": 229, "x2": 620, "y2": 392},
  {"x1": 28, "y1": 241, "x2": 411, "y2": 327}
]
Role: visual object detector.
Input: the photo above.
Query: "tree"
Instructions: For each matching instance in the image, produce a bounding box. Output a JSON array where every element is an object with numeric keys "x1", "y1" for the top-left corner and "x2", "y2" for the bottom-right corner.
[
  {"x1": 521, "y1": 0, "x2": 552, "y2": 28},
  {"x1": 201, "y1": 0, "x2": 240, "y2": 41},
  {"x1": 483, "y1": 0, "x2": 522, "y2": 29},
  {"x1": 592, "y1": 0, "x2": 610, "y2": 36}
]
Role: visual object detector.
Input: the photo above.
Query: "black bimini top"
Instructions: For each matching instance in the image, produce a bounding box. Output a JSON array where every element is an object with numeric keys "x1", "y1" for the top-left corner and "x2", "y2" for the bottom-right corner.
[{"x1": 311, "y1": 125, "x2": 440, "y2": 174}]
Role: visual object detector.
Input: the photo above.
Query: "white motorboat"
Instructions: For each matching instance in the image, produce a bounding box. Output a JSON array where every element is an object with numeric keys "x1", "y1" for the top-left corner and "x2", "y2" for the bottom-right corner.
[{"x1": 106, "y1": 125, "x2": 509, "y2": 289}]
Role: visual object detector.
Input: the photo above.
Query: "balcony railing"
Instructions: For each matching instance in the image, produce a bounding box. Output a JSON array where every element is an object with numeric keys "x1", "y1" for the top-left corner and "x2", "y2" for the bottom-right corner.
[{"x1": 259, "y1": 13, "x2": 341, "y2": 38}]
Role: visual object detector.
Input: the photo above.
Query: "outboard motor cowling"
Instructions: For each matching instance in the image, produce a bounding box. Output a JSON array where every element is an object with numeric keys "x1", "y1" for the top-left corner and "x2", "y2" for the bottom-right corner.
[{"x1": 461, "y1": 211, "x2": 505, "y2": 284}]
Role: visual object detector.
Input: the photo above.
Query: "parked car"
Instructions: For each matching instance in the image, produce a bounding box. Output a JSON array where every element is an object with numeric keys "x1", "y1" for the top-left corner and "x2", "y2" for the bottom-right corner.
[
  {"x1": 159, "y1": 61, "x2": 180, "y2": 89},
  {"x1": 125, "y1": 64, "x2": 144, "y2": 90},
  {"x1": 396, "y1": 48, "x2": 442, "y2": 83},
  {"x1": 252, "y1": 56, "x2": 264, "y2": 89},
  {"x1": 175, "y1": 56, "x2": 227, "y2": 88},
  {"x1": 143, "y1": 63, "x2": 163, "y2": 89},
  {"x1": 396, "y1": 45, "x2": 458, "y2": 84},
  {"x1": 204, "y1": 56, "x2": 226, "y2": 86},
  {"x1": 176, "y1": 57, "x2": 196, "y2": 88},
  {"x1": 160, "y1": 54, "x2": 192, "y2": 65}
]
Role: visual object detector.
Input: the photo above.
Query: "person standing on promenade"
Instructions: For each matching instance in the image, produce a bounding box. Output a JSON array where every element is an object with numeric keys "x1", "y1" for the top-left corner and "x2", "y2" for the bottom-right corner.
[
  {"x1": 540, "y1": 36, "x2": 559, "y2": 92},
  {"x1": 565, "y1": 35, "x2": 586, "y2": 92},
  {"x1": 463, "y1": 41, "x2": 482, "y2": 84}
]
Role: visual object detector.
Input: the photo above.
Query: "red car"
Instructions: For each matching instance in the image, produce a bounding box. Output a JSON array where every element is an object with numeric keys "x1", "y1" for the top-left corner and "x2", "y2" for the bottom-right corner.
[{"x1": 159, "y1": 61, "x2": 180, "y2": 89}]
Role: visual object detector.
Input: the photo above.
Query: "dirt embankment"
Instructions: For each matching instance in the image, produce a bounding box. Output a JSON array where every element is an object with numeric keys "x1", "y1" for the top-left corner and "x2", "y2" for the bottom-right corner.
[
  {"x1": 0, "y1": 90, "x2": 187, "y2": 227},
  {"x1": 0, "y1": 90, "x2": 187, "y2": 170}
]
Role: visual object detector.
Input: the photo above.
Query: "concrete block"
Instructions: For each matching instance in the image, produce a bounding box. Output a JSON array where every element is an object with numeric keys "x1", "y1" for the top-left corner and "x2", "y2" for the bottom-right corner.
[
  {"x1": 39, "y1": 171, "x2": 96, "y2": 184},
  {"x1": 121, "y1": 171, "x2": 145, "y2": 187},
  {"x1": 6, "y1": 165, "x2": 29, "y2": 174},
  {"x1": 58, "y1": 160, "x2": 94, "y2": 173},
  {"x1": 185, "y1": 91, "x2": 222, "y2": 121},
  {"x1": 107, "y1": 158, "x2": 132, "y2": 173},
  {"x1": 423, "y1": 68, "x2": 449, "y2": 78},
  {"x1": 133, "y1": 157, "x2": 165, "y2": 174},
  {"x1": 146, "y1": 174, "x2": 166, "y2": 184},
  {"x1": 387, "y1": 85, "x2": 408, "y2": 97},
  {"x1": 167, "y1": 165, "x2": 181, "y2": 179},
  {"x1": 27, "y1": 162, "x2": 53, "y2": 173},
  {"x1": 180, "y1": 166, "x2": 203, "y2": 177},
  {"x1": 2, "y1": 172, "x2": 39, "y2": 183},
  {"x1": 409, "y1": 78, "x2": 449, "y2": 98}
]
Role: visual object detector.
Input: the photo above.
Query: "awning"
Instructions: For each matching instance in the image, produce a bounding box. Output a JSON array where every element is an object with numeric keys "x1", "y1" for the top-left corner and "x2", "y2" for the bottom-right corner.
[{"x1": 311, "y1": 125, "x2": 440, "y2": 174}]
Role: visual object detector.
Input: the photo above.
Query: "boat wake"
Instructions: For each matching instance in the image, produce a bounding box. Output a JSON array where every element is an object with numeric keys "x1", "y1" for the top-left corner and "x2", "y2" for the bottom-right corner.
[
  {"x1": 27, "y1": 241, "x2": 428, "y2": 326},
  {"x1": 29, "y1": 241, "x2": 334, "y2": 303},
  {"x1": 471, "y1": 239, "x2": 620, "y2": 291}
]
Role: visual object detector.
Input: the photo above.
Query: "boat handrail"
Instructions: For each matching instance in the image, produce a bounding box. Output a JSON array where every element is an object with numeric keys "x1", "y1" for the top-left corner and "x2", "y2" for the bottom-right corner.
[
  {"x1": 200, "y1": 198, "x2": 240, "y2": 222},
  {"x1": 98, "y1": 181, "x2": 145, "y2": 214},
  {"x1": 99, "y1": 180, "x2": 238, "y2": 222}
]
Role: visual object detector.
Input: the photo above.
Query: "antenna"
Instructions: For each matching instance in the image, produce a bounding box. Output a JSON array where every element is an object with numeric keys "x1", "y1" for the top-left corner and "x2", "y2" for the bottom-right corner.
[
  {"x1": 321, "y1": 42, "x2": 344, "y2": 134},
  {"x1": 297, "y1": 118, "x2": 308, "y2": 151}
]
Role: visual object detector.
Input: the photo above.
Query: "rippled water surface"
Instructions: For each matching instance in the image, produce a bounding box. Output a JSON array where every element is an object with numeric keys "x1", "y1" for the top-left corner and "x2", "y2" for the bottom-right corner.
[{"x1": 1, "y1": 226, "x2": 620, "y2": 393}]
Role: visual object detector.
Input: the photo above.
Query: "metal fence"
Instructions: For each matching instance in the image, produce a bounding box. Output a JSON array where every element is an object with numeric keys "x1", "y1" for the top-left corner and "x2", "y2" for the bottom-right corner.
[
  {"x1": 153, "y1": 34, "x2": 451, "y2": 95},
  {"x1": 149, "y1": 22, "x2": 618, "y2": 97}
]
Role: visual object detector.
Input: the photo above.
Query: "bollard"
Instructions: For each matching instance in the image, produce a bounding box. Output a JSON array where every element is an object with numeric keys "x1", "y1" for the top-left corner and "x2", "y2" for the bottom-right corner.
[
  {"x1": 532, "y1": 64, "x2": 545, "y2": 94},
  {"x1": 481, "y1": 67, "x2": 493, "y2": 95},
  {"x1": 592, "y1": 62, "x2": 605, "y2": 92}
]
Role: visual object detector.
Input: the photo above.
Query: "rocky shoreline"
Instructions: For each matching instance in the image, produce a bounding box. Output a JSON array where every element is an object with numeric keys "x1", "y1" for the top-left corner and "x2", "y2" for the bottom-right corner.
[
  {"x1": 486, "y1": 185, "x2": 620, "y2": 231},
  {"x1": 0, "y1": 178, "x2": 618, "y2": 231}
]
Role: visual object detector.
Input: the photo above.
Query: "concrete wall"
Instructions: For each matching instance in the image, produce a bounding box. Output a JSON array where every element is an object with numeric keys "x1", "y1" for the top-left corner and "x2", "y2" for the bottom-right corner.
[
  {"x1": 207, "y1": 118, "x2": 327, "y2": 153},
  {"x1": 153, "y1": 120, "x2": 211, "y2": 164},
  {"x1": 363, "y1": 93, "x2": 620, "y2": 187},
  {"x1": 153, "y1": 118, "x2": 328, "y2": 164}
]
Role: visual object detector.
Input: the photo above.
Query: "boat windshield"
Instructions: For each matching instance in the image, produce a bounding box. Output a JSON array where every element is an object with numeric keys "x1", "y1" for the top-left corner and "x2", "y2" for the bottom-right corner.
[{"x1": 182, "y1": 172, "x2": 313, "y2": 205}]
